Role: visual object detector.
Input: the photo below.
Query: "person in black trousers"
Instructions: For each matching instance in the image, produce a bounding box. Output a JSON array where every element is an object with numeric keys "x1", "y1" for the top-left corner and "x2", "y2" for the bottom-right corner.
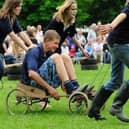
[{"x1": 88, "y1": 2, "x2": 129, "y2": 122}]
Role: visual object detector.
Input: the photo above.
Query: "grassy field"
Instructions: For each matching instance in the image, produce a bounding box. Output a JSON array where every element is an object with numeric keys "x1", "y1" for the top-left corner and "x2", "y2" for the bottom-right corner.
[{"x1": 0, "y1": 64, "x2": 129, "y2": 129}]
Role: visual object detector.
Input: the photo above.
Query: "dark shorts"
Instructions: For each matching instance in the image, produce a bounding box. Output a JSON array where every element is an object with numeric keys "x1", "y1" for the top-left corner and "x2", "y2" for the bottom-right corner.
[{"x1": 30, "y1": 58, "x2": 61, "y2": 89}]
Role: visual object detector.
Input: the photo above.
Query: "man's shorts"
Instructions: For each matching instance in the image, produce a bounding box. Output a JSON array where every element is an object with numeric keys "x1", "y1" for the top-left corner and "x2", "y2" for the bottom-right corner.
[{"x1": 30, "y1": 58, "x2": 61, "y2": 89}]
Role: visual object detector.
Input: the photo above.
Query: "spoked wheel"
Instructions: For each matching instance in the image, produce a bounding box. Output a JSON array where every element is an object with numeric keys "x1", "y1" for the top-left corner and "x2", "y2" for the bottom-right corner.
[
  {"x1": 6, "y1": 89, "x2": 29, "y2": 115},
  {"x1": 68, "y1": 91, "x2": 89, "y2": 114},
  {"x1": 28, "y1": 97, "x2": 48, "y2": 112}
]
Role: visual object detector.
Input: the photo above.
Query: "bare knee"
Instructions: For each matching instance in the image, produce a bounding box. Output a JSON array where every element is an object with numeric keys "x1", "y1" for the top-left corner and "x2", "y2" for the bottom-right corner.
[
  {"x1": 51, "y1": 53, "x2": 62, "y2": 63},
  {"x1": 61, "y1": 54, "x2": 72, "y2": 62}
]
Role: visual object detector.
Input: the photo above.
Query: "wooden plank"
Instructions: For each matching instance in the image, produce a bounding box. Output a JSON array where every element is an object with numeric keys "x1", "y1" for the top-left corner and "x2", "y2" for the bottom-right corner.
[
  {"x1": 16, "y1": 83, "x2": 47, "y2": 99},
  {"x1": 72, "y1": 57, "x2": 87, "y2": 61},
  {"x1": 5, "y1": 63, "x2": 22, "y2": 68}
]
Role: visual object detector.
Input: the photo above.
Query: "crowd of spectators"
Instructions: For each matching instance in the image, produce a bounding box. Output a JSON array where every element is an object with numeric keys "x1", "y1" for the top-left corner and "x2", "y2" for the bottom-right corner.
[
  {"x1": 3, "y1": 23, "x2": 111, "y2": 66},
  {"x1": 61, "y1": 23, "x2": 111, "y2": 64}
]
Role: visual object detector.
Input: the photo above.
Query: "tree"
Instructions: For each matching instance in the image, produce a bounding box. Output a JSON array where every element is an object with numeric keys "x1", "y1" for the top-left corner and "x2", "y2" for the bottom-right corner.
[
  {"x1": 0, "y1": 0, "x2": 126, "y2": 28},
  {"x1": 87, "y1": 0, "x2": 125, "y2": 25},
  {"x1": 20, "y1": 0, "x2": 62, "y2": 27}
]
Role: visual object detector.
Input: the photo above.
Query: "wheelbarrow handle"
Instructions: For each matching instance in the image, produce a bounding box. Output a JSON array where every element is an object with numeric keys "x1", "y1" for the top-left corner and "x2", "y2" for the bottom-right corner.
[{"x1": 44, "y1": 94, "x2": 68, "y2": 99}]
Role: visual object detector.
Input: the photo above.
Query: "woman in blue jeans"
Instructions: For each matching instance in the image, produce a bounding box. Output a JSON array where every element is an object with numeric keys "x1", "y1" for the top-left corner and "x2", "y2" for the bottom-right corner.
[
  {"x1": 0, "y1": 0, "x2": 35, "y2": 79},
  {"x1": 88, "y1": 2, "x2": 129, "y2": 122}
]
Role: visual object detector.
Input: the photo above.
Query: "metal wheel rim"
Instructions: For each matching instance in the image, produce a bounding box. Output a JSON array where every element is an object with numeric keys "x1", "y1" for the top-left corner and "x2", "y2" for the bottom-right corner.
[
  {"x1": 6, "y1": 89, "x2": 29, "y2": 115},
  {"x1": 68, "y1": 91, "x2": 89, "y2": 114}
]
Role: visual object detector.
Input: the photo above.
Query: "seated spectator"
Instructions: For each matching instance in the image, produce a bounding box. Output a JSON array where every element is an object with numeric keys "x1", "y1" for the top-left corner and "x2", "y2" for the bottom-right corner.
[
  {"x1": 3, "y1": 36, "x2": 16, "y2": 64},
  {"x1": 69, "y1": 45, "x2": 76, "y2": 58},
  {"x1": 84, "y1": 42, "x2": 94, "y2": 58},
  {"x1": 67, "y1": 35, "x2": 78, "y2": 51},
  {"x1": 21, "y1": 30, "x2": 80, "y2": 100},
  {"x1": 74, "y1": 48, "x2": 83, "y2": 64},
  {"x1": 13, "y1": 41, "x2": 25, "y2": 63},
  {"x1": 36, "y1": 24, "x2": 44, "y2": 44},
  {"x1": 61, "y1": 41, "x2": 69, "y2": 55},
  {"x1": 75, "y1": 48, "x2": 83, "y2": 58},
  {"x1": 27, "y1": 26, "x2": 38, "y2": 45},
  {"x1": 103, "y1": 43, "x2": 111, "y2": 63}
]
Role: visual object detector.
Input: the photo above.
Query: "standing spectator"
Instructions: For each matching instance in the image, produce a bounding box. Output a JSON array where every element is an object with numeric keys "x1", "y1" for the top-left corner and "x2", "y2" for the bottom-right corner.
[
  {"x1": 103, "y1": 43, "x2": 111, "y2": 64},
  {"x1": 0, "y1": 0, "x2": 35, "y2": 79},
  {"x1": 45, "y1": 0, "x2": 89, "y2": 58},
  {"x1": 87, "y1": 23, "x2": 97, "y2": 44},
  {"x1": 76, "y1": 29, "x2": 86, "y2": 48},
  {"x1": 88, "y1": 2, "x2": 129, "y2": 122},
  {"x1": 36, "y1": 24, "x2": 44, "y2": 44},
  {"x1": 93, "y1": 36, "x2": 103, "y2": 63}
]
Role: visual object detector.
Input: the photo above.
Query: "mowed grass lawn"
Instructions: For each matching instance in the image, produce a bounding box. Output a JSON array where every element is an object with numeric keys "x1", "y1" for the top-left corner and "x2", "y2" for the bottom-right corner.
[{"x1": 0, "y1": 64, "x2": 129, "y2": 129}]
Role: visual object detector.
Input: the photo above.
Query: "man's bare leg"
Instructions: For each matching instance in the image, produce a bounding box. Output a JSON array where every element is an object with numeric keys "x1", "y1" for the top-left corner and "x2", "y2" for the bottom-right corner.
[
  {"x1": 61, "y1": 54, "x2": 77, "y2": 80},
  {"x1": 51, "y1": 53, "x2": 69, "y2": 82},
  {"x1": 61, "y1": 54, "x2": 80, "y2": 90},
  {"x1": 51, "y1": 53, "x2": 77, "y2": 94}
]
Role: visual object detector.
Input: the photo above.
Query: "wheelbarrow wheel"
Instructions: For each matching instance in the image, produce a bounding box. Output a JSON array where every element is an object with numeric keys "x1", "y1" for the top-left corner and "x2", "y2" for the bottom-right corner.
[
  {"x1": 68, "y1": 91, "x2": 89, "y2": 114},
  {"x1": 28, "y1": 97, "x2": 48, "y2": 112},
  {"x1": 6, "y1": 89, "x2": 29, "y2": 115}
]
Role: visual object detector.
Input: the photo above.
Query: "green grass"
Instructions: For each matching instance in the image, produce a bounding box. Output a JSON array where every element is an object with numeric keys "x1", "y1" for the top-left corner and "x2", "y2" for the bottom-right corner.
[{"x1": 0, "y1": 64, "x2": 129, "y2": 129}]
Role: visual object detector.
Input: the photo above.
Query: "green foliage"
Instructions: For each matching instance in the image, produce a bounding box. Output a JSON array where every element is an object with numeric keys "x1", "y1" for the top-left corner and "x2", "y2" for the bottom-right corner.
[
  {"x1": 20, "y1": 0, "x2": 63, "y2": 27},
  {"x1": 0, "y1": 0, "x2": 127, "y2": 28},
  {"x1": 88, "y1": 0, "x2": 125, "y2": 24},
  {"x1": 77, "y1": 0, "x2": 93, "y2": 26}
]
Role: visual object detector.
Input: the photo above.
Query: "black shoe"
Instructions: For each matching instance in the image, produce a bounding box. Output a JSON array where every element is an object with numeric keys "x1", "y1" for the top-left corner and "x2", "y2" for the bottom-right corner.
[
  {"x1": 109, "y1": 107, "x2": 129, "y2": 122},
  {"x1": 94, "y1": 114, "x2": 106, "y2": 120},
  {"x1": 88, "y1": 112, "x2": 106, "y2": 120},
  {"x1": 87, "y1": 87, "x2": 113, "y2": 121}
]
